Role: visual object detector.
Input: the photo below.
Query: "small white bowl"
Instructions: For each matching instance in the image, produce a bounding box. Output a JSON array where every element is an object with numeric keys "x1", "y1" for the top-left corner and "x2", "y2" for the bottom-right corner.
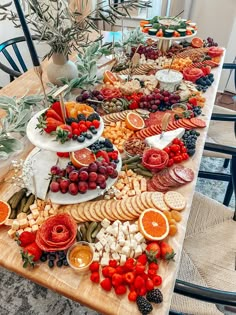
[{"x1": 156, "y1": 69, "x2": 183, "y2": 92}]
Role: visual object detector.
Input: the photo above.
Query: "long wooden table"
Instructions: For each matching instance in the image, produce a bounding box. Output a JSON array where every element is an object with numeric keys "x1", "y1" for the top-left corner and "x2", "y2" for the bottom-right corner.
[{"x1": 0, "y1": 42, "x2": 224, "y2": 314}]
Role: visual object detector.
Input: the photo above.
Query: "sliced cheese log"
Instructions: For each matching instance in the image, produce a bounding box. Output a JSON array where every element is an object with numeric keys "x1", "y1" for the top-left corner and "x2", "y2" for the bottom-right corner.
[{"x1": 145, "y1": 128, "x2": 185, "y2": 150}]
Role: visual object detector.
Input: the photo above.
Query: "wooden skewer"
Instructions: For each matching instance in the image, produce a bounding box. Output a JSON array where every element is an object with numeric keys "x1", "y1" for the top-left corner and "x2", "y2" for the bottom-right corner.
[{"x1": 52, "y1": 85, "x2": 69, "y2": 123}]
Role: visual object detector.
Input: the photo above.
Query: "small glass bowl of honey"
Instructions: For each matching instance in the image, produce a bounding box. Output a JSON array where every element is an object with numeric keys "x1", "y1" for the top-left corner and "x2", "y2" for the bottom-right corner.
[{"x1": 67, "y1": 241, "x2": 94, "y2": 272}]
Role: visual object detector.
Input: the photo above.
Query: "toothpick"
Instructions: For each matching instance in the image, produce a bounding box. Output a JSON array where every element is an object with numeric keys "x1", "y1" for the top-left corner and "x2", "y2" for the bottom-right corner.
[{"x1": 125, "y1": 164, "x2": 132, "y2": 190}]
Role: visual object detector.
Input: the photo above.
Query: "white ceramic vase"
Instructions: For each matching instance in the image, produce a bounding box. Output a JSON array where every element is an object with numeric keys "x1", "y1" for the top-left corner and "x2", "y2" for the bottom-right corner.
[{"x1": 47, "y1": 53, "x2": 78, "y2": 86}]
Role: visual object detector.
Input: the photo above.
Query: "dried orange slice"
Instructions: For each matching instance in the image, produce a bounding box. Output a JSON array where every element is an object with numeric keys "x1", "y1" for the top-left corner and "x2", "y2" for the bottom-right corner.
[
  {"x1": 0, "y1": 200, "x2": 11, "y2": 225},
  {"x1": 125, "y1": 112, "x2": 145, "y2": 131},
  {"x1": 70, "y1": 148, "x2": 96, "y2": 168},
  {"x1": 65, "y1": 102, "x2": 94, "y2": 118},
  {"x1": 103, "y1": 70, "x2": 118, "y2": 84},
  {"x1": 191, "y1": 37, "x2": 204, "y2": 48},
  {"x1": 138, "y1": 208, "x2": 169, "y2": 241}
]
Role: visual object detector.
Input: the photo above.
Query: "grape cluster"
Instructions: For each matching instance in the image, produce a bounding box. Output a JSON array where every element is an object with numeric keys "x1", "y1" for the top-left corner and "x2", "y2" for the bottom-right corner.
[
  {"x1": 204, "y1": 37, "x2": 218, "y2": 47},
  {"x1": 40, "y1": 251, "x2": 69, "y2": 268},
  {"x1": 196, "y1": 73, "x2": 214, "y2": 92},
  {"x1": 76, "y1": 90, "x2": 104, "y2": 111},
  {"x1": 131, "y1": 44, "x2": 161, "y2": 60},
  {"x1": 139, "y1": 89, "x2": 181, "y2": 112},
  {"x1": 182, "y1": 130, "x2": 200, "y2": 157}
]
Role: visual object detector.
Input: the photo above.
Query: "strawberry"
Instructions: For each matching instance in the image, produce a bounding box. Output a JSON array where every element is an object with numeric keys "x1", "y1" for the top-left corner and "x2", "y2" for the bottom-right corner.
[
  {"x1": 146, "y1": 241, "x2": 161, "y2": 263},
  {"x1": 36, "y1": 116, "x2": 63, "y2": 134},
  {"x1": 149, "y1": 262, "x2": 159, "y2": 271},
  {"x1": 188, "y1": 97, "x2": 198, "y2": 107},
  {"x1": 57, "y1": 152, "x2": 69, "y2": 158},
  {"x1": 128, "y1": 291, "x2": 137, "y2": 302},
  {"x1": 46, "y1": 109, "x2": 63, "y2": 122},
  {"x1": 73, "y1": 128, "x2": 81, "y2": 136},
  {"x1": 112, "y1": 273, "x2": 123, "y2": 287},
  {"x1": 147, "y1": 268, "x2": 157, "y2": 279},
  {"x1": 146, "y1": 279, "x2": 154, "y2": 291},
  {"x1": 152, "y1": 275, "x2": 162, "y2": 286},
  {"x1": 109, "y1": 260, "x2": 117, "y2": 268},
  {"x1": 135, "y1": 262, "x2": 145, "y2": 275},
  {"x1": 134, "y1": 275, "x2": 145, "y2": 289},
  {"x1": 56, "y1": 125, "x2": 73, "y2": 144},
  {"x1": 123, "y1": 272, "x2": 135, "y2": 284},
  {"x1": 92, "y1": 120, "x2": 100, "y2": 129},
  {"x1": 90, "y1": 272, "x2": 100, "y2": 283},
  {"x1": 137, "y1": 253, "x2": 148, "y2": 265},
  {"x1": 21, "y1": 242, "x2": 42, "y2": 268},
  {"x1": 115, "y1": 285, "x2": 127, "y2": 295},
  {"x1": 51, "y1": 101, "x2": 63, "y2": 119},
  {"x1": 100, "y1": 278, "x2": 112, "y2": 291},
  {"x1": 96, "y1": 151, "x2": 110, "y2": 163},
  {"x1": 160, "y1": 241, "x2": 176, "y2": 262},
  {"x1": 79, "y1": 124, "x2": 88, "y2": 133},
  {"x1": 17, "y1": 231, "x2": 36, "y2": 247},
  {"x1": 89, "y1": 262, "x2": 100, "y2": 272}
]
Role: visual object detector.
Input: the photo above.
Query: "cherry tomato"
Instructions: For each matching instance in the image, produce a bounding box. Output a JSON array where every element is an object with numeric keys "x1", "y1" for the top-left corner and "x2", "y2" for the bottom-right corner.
[
  {"x1": 169, "y1": 152, "x2": 175, "y2": 158},
  {"x1": 170, "y1": 144, "x2": 180, "y2": 152},
  {"x1": 173, "y1": 155, "x2": 183, "y2": 163},
  {"x1": 56, "y1": 152, "x2": 65, "y2": 158},
  {"x1": 181, "y1": 153, "x2": 189, "y2": 160},
  {"x1": 73, "y1": 128, "x2": 80, "y2": 136},
  {"x1": 167, "y1": 158, "x2": 174, "y2": 167},
  {"x1": 181, "y1": 147, "x2": 187, "y2": 153},
  {"x1": 172, "y1": 138, "x2": 180, "y2": 145},
  {"x1": 164, "y1": 147, "x2": 171, "y2": 154},
  {"x1": 71, "y1": 122, "x2": 79, "y2": 130}
]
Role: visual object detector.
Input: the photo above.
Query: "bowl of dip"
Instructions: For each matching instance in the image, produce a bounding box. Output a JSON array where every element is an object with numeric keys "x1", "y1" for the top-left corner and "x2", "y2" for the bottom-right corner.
[
  {"x1": 156, "y1": 69, "x2": 183, "y2": 92},
  {"x1": 67, "y1": 241, "x2": 94, "y2": 272},
  {"x1": 171, "y1": 103, "x2": 188, "y2": 118}
]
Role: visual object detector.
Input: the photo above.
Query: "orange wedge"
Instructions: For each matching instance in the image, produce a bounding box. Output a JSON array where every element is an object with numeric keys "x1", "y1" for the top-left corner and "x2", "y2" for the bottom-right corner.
[
  {"x1": 0, "y1": 200, "x2": 11, "y2": 225},
  {"x1": 138, "y1": 208, "x2": 169, "y2": 241},
  {"x1": 65, "y1": 102, "x2": 94, "y2": 118},
  {"x1": 191, "y1": 37, "x2": 204, "y2": 48},
  {"x1": 70, "y1": 148, "x2": 96, "y2": 168},
  {"x1": 125, "y1": 112, "x2": 145, "y2": 131},
  {"x1": 103, "y1": 70, "x2": 118, "y2": 84}
]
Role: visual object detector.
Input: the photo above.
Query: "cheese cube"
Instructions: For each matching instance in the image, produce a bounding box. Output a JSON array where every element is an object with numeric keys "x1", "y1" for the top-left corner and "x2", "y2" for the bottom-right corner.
[
  {"x1": 101, "y1": 218, "x2": 111, "y2": 228},
  {"x1": 134, "y1": 245, "x2": 143, "y2": 258},
  {"x1": 35, "y1": 216, "x2": 44, "y2": 225},
  {"x1": 31, "y1": 209, "x2": 39, "y2": 219},
  {"x1": 12, "y1": 220, "x2": 20, "y2": 231},
  {"x1": 43, "y1": 209, "x2": 49, "y2": 217},
  {"x1": 117, "y1": 231, "x2": 124, "y2": 240},
  {"x1": 101, "y1": 257, "x2": 109, "y2": 267},
  {"x1": 19, "y1": 218, "x2": 28, "y2": 229},
  {"x1": 130, "y1": 239, "x2": 137, "y2": 249},
  {"x1": 115, "y1": 244, "x2": 121, "y2": 252},
  {"x1": 134, "y1": 232, "x2": 145, "y2": 243},
  {"x1": 107, "y1": 236, "x2": 114, "y2": 245},
  {"x1": 121, "y1": 246, "x2": 130, "y2": 257},
  {"x1": 93, "y1": 252, "x2": 100, "y2": 262},
  {"x1": 31, "y1": 225, "x2": 39, "y2": 232},
  {"x1": 7, "y1": 228, "x2": 16, "y2": 238},
  {"x1": 105, "y1": 225, "x2": 114, "y2": 235},
  {"x1": 49, "y1": 208, "x2": 55, "y2": 215},
  {"x1": 29, "y1": 203, "x2": 38, "y2": 211},
  {"x1": 95, "y1": 242, "x2": 103, "y2": 252},
  {"x1": 24, "y1": 227, "x2": 32, "y2": 232},
  {"x1": 103, "y1": 252, "x2": 110, "y2": 259},
  {"x1": 100, "y1": 237, "x2": 107, "y2": 247},
  {"x1": 129, "y1": 224, "x2": 139, "y2": 234},
  {"x1": 118, "y1": 238, "x2": 125, "y2": 246},
  {"x1": 124, "y1": 240, "x2": 131, "y2": 247},
  {"x1": 127, "y1": 190, "x2": 136, "y2": 197},
  {"x1": 44, "y1": 204, "x2": 51, "y2": 211},
  {"x1": 98, "y1": 250, "x2": 103, "y2": 257},
  {"x1": 121, "y1": 225, "x2": 129, "y2": 235},
  {"x1": 96, "y1": 228, "x2": 105, "y2": 240},
  {"x1": 27, "y1": 214, "x2": 34, "y2": 221},
  {"x1": 17, "y1": 229, "x2": 24, "y2": 235},
  {"x1": 120, "y1": 254, "x2": 126, "y2": 266},
  {"x1": 110, "y1": 243, "x2": 116, "y2": 252},
  {"x1": 140, "y1": 178, "x2": 147, "y2": 192},
  {"x1": 112, "y1": 252, "x2": 120, "y2": 261},
  {"x1": 51, "y1": 203, "x2": 60, "y2": 210},
  {"x1": 141, "y1": 243, "x2": 147, "y2": 251},
  {"x1": 17, "y1": 213, "x2": 27, "y2": 220},
  {"x1": 104, "y1": 244, "x2": 110, "y2": 252},
  {"x1": 29, "y1": 219, "x2": 36, "y2": 227}
]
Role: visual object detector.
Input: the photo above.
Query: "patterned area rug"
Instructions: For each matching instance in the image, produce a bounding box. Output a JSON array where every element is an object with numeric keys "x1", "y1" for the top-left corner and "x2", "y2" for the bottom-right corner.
[{"x1": 0, "y1": 157, "x2": 234, "y2": 315}]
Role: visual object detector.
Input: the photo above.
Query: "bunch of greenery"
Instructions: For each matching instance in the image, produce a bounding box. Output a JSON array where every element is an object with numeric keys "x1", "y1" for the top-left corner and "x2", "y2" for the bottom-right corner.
[{"x1": 0, "y1": 0, "x2": 150, "y2": 59}]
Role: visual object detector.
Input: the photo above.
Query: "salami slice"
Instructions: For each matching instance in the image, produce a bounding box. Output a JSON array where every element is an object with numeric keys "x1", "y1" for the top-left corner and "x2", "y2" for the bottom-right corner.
[
  {"x1": 190, "y1": 118, "x2": 206, "y2": 128},
  {"x1": 169, "y1": 168, "x2": 187, "y2": 184},
  {"x1": 174, "y1": 166, "x2": 194, "y2": 182},
  {"x1": 147, "y1": 180, "x2": 157, "y2": 192}
]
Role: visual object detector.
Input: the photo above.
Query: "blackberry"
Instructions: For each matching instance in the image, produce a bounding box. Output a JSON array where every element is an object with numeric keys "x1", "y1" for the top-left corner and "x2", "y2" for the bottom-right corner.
[
  {"x1": 104, "y1": 139, "x2": 113, "y2": 148},
  {"x1": 136, "y1": 296, "x2": 153, "y2": 315},
  {"x1": 87, "y1": 113, "x2": 100, "y2": 122},
  {"x1": 65, "y1": 118, "x2": 73, "y2": 125},
  {"x1": 77, "y1": 114, "x2": 86, "y2": 121},
  {"x1": 146, "y1": 289, "x2": 163, "y2": 304}
]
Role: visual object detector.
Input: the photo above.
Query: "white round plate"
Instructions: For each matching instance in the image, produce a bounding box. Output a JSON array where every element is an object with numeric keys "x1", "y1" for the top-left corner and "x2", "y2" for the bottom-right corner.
[
  {"x1": 23, "y1": 147, "x2": 122, "y2": 205},
  {"x1": 26, "y1": 109, "x2": 104, "y2": 152},
  {"x1": 145, "y1": 30, "x2": 197, "y2": 40}
]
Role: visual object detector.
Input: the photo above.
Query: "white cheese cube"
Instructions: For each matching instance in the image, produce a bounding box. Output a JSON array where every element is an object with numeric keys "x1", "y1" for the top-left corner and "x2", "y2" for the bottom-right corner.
[
  {"x1": 115, "y1": 244, "x2": 121, "y2": 252},
  {"x1": 112, "y1": 220, "x2": 121, "y2": 228},
  {"x1": 134, "y1": 245, "x2": 143, "y2": 258},
  {"x1": 44, "y1": 204, "x2": 51, "y2": 211},
  {"x1": 49, "y1": 208, "x2": 55, "y2": 215},
  {"x1": 103, "y1": 252, "x2": 110, "y2": 259},
  {"x1": 110, "y1": 243, "x2": 116, "y2": 252},
  {"x1": 31, "y1": 209, "x2": 39, "y2": 219},
  {"x1": 96, "y1": 228, "x2": 105, "y2": 240},
  {"x1": 17, "y1": 229, "x2": 24, "y2": 235},
  {"x1": 19, "y1": 218, "x2": 28, "y2": 229},
  {"x1": 100, "y1": 237, "x2": 107, "y2": 247},
  {"x1": 121, "y1": 246, "x2": 130, "y2": 257},
  {"x1": 17, "y1": 213, "x2": 27, "y2": 220},
  {"x1": 35, "y1": 216, "x2": 44, "y2": 225},
  {"x1": 24, "y1": 227, "x2": 32, "y2": 232},
  {"x1": 101, "y1": 218, "x2": 111, "y2": 228},
  {"x1": 12, "y1": 220, "x2": 20, "y2": 231},
  {"x1": 130, "y1": 239, "x2": 137, "y2": 249},
  {"x1": 29, "y1": 203, "x2": 38, "y2": 211},
  {"x1": 141, "y1": 243, "x2": 147, "y2": 251},
  {"x1": 7, "y1": 228, "x2": 16, "y2": 238},
  {"x1": 129, "y1": 224, "x2": 139, "y2": 234},
  {"x1": 93, "y1": 253, "x2": 100, "y2": 262},
  {"x1": 29, "y1": 219, "x2": 36, "y2": 227},
  {"x1": 112, "y1": 252, "x2": 120, "y2": 261},
  {"x1": 118, "y1": 238, "x2": 125, "y2": 246},
  {"x1": 27, "y1": 214, "x2": 34, "y2": 221},
  {"x1": 124, "y1": 240, "x2": 131, "y2": 247},
  {"x1": 98, "y1": 250, "x2": 103, "y2": 257},
  {"x1": 101, "y1": 257, "x2": 109, "y2": 266},
  {"x1": 117, "y1": 231, "x2": 124, "y2": 240},
  {"x1": 134, "y1": 232, "x2": 145, "y2": 243},
  {"x1": 31, "y1": 224, "x2": 39, "y2": 232},
  {"x1": 95, "y1": 242, "x2": 103, "y2": 252},
  {"x1": 43, "y1": 209, "x2": 49, "y2": 218},
  {"x1": 120, "y1": 254, "x2": 126, "y2": 266},
  {"x1": 105, "y1": 225, "x2": 114, "y2": 235},
  {"x1": 123, "y1": 221, "x2": 130, "y2": 228},
  {"x1": 104, "y1": 243, "x2": 110, "y2": 252},
  {"x1": 110, "y1": 226, "x2": 119, "y2": 237},
  {"x1": 107, "y1": 236, "x2": 114, "y2": 245},
  {"x1": 121, "y1": 225, "x2": 129, "y2": 235}
]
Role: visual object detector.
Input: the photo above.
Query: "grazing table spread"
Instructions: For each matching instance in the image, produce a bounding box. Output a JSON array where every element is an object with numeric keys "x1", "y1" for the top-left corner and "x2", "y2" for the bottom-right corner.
[{"x1": 0, "y1": 29, "x2": 225, "y2": 315}]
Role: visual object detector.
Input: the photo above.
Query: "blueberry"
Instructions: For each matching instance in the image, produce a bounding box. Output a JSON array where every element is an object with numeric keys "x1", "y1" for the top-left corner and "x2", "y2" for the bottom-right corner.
[
  {"x1": 40, "y1": 255, "x2": 47, "y2": 262},
  {"x1": 206, "y1": 79, "x2": 212, "y2": 86},
  {"x1": 77, "y1": 135, "x2": 85, "y2": 143},
  {"x1": 114, "y1": 159, "x2": 120, "y2": 164},
  {"x1": 89, "y1": 126, "x2": 95, "y2": 131},
  {"x1": 86, "y1": 133, "x2": 93, "y2": 140},
  {"x1": 63, "y1": 259, "x2": 69, "y2": 266},
  {"x1": 91, "y1": 129, "x2": 97, "y2": 135},
  {"x1": 49, "y1": 254, "x2": 56, "y2": 260},
  {"x1": 48, "y1": 260, "x2": 54, "y2": 268},
  {"x1": 81, "y1": 132, "x2": 87, "y2": 137},
  {"x1": 56, "y1": 260, "x2": 63, "y2": 267}
]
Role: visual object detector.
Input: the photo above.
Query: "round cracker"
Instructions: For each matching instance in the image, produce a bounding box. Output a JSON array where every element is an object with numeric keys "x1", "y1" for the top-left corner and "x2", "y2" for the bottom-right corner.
[
  {"x1": 115, "y1": 200, "x2": 130, "y2": 221},
  {"x1": 82, "y1": 202, "x2": 95, "y2": 221},
  {"x1": 130, "y1": 197, "x2": 142, "y2": 216},
  {"x1": 104, "y1": 199, "x2": 117, "y2": 221},
  {"x1": 70, "y1": 206, "x2": 84, "y2": 223},
  {"x1": 164, "y1": 191, "x2": 186, "y2": 211},
  {"x1": 94, "y1": 201, "x2": 107, "y2": 220},
  {"x1": 126, "y1": 197, "x2": 139, "y2": 218},
  {"x1": 140, "y1": 192, "x2": 150, "y2": 208},
  {"x1": 151, "y1": 192, "x2": 170, "y2": 211},
  {"x1": 142, "y1": 192, "x2": 156, "y2": 208},
  {"x1": 87, "y1": 202, "x2": 102, "y2": 222},
  {"x1": 111, "y1": 200, "x2": 126, "y2": 221},
  {"x1": 120, "y1": 199, "x2": 136, "y2": 220},
  {"x1": 100, "y1": 200, "x2": 115, "y2": 221}
]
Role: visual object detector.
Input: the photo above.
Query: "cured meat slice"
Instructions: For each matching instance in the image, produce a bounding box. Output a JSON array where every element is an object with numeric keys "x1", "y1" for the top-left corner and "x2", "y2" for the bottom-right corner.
[
  {"x1": 147, "y1": 180, "x2": 157, "y2": 192},
  {"x1": 142, "y1": 148, "x2": 169, "y2": 172},
  {"x1": 36, "y1": 213, "x2": 77, "y2": 252},
  {"x1": 169, "y1": 168, "x2": 187, "y2": 184},
  {"x1": 174, "y1": 166, "x2": 194, "y2": 182},
  {"x1": 190, "y1": 118, "x2": 206, "y2": 128}
]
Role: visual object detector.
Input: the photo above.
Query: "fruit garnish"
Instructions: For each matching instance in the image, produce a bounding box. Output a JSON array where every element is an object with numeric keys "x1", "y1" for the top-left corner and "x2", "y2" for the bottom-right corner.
[
  {"x1": 0, "y1": 200, "x2": 11, "y2": 225},
  {"x1": 65, "y1": 102, "x2": 94, "y2": 118},
  {"x1": 191, "y1": 37, "x2": 203, "y2": 48},
  {"x1": 17, "y1": 231, "x2": 36, "y2": 247},
  {"x1": 103, "y1": 70, "x2": 118, "y2": 84},
  {"x1": 160, "y1": 241, "x2": 176, "y2": 261},
  {"x1": 55, "y1": 124, "x2": 73, "y2": 143},
  {"x1": 125, "y1": 112, "x2": 145, "y2": 131},
  {"x1": 21, "y1": 242, "x2": 42, "y2": 268},
  {"x1": 70, "y1": 148, "x2": 96, "y2": 168},
  {"x1": 138, "y1": 208, "x2": 169, "y2": 240}
]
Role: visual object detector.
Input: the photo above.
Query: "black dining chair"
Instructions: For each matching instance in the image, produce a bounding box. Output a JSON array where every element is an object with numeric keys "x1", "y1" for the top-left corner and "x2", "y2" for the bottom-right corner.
[
  {"x1": 0, "y1": 35, "x2": 39, "y2": 82},
  {"x1": 170, "y1": 141, "x2": 236, "y2": 314},
  {"x1": 199, "y1": 62, "x2": 236, "y2": 206}
]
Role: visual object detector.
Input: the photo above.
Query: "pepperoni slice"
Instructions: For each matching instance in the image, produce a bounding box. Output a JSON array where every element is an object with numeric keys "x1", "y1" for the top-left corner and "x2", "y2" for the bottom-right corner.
[
  {"x1": 174, "y1": 166, "x2": 194, "y2": 182},
  {"x1": 190, "y1": 118, "x2": 206, "y2": 128}
]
